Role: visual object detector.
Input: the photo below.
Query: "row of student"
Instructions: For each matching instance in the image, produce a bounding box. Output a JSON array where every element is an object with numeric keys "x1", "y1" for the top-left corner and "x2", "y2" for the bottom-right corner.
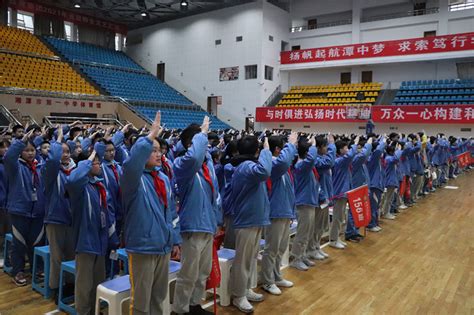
[{"x1": 0, "y1": 118, "x2": 472, "y2": 315}]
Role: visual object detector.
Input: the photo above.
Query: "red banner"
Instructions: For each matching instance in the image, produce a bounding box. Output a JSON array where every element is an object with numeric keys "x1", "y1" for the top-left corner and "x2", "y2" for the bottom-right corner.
[
  {"x1": 457, "y1": 152, "x2": 471, "y2": 168},
  {"x1": 371, "y1": 105, "x2": 474, "y2": 124},
  {"x1": 9, "y1": 0, "x2": 127, "y2": 34},
  {"x1": 346, "y1": 185, "x2": 371, "y2": 228},
  {"x1": 255, "y1": 105, "x2": 474, "y2": 124},
  {"x1": 281, "y1": 32, "x2": 474, "y2": 64}
]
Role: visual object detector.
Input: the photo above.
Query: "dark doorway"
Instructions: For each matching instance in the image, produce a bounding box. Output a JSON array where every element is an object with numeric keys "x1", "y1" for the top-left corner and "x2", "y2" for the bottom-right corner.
[{"x1": 157, "y1": 63, "x2": 165, "y2": 82}]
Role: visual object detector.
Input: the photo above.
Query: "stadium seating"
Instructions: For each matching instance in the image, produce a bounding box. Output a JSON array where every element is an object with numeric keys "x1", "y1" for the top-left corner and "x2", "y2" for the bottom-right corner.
[
  {"x1": 392, "y1": 79, "x2": 474, "y2": 105},
  {"x1": 136, "y1": 106, "x2": 231, "y2": 130},
  {"x1": 0, "y1": 53, "x2": 99, "y2": 95},
  {"x1": 0, "y1": 25, "x2": 55, "y2": 56},
  {"x1": 80, "y1": 65, "x2": 193, "y2": 105},
  {"x1": 277, "y1": 82, "x2": 382, "y2": 107},
  {"x1": 44, "y1": 37, "x2": 142, "y2": 70}
]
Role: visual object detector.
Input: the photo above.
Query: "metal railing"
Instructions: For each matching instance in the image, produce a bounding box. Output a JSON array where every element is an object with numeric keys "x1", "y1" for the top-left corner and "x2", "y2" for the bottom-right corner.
[
  {"x1": 44, "y1": 115, "x2": 123, "y2": 127},
  {"x1": 0, "y1": 104, "x2": 21, "y2": 125},
  {"x1": 449, "y1": 2, "x2": 474, "y2": 11},
  {"x1": 73, "y1": 60, "x2": 149, "y2": 74},
  {"x1": 0, "y1": 48, "x2": 61, "y2": 61},
  {"x1": 263, "y1": 85, "x2": 282, "y2": 107},
  {"x1": 361, "y1": 7, "x2": 439, "y2": 23},
  {"x1": 290, "y1": 19, "x2": 352, "y2": 33}
]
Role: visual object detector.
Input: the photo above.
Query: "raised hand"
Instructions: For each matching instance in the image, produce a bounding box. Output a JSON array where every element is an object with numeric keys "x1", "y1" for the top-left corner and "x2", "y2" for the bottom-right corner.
[
  {"x1": 121, "y1": 123, "x2": 133, "y2": 134},
  {"x1": 22, "y1": 129, "x2": 34, "y2": 143},
  {"x1": 57, "y1": 124, "x2": 64, "y2": 143},
  {"x1": 354, "y1": 135, "x2": 360, "y2": 145},
  {"x1": 288, "y1": 131, "x2": 298, "y2": 145},
  {"x1": 263, "y1": 136, "x2": 269, "y2": 150},
  {"x1": 201, "y1": 116, "x2": 210, "y2": 134},
  {"x1": 147, "y1": 111, "x2": 162, "y2": 141},
  {"x1": 328, "y1": 133, "x2": 335, "y2": 144},
  {"x1": 88, "y1": 150, "x2": 97, "y2": 162},
  {"x1": 367, "y1": 137, "x2": 373, "y2": 145}
]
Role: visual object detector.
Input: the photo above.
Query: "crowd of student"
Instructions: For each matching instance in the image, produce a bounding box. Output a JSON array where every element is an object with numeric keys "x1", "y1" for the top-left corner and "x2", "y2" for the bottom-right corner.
[{"x1": 0, "y1": 114, "x2": 472, "y2": 315}]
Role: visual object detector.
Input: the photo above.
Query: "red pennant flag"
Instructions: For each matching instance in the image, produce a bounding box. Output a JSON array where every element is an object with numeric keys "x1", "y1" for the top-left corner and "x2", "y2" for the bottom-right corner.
[
  {"x1": 206, "y1": 231, "x2": 225, "y2": 314},
  {"x1": 346, "y1": 185, "x2": 372, "y2": 228},
  {"x1": 457, "y1": 152, "x2": 470, "y2": 168}
]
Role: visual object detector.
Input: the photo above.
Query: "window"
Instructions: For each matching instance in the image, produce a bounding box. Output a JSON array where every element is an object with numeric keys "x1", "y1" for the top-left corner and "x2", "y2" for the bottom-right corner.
[
  {"x1": 269, "y1": 35, "x2": 274, "y2": 42},
  {"x1": 115, "y1": 33, "x2": 123, "y2": 51},
  {"x1": 245, "y1": 65, "x2": 257, "y2": 80},
  {"x1": 236, "y1": 36, "x2": 243, "y2": 42},
  {"x1": 64, "y1": 22, "x2": 73, "y2": 41},
  {"x1": 308, "y1": 18, "x2": 317, "y2": 30},
  {"x1": 341, "y1": 72, "x2": 351, "y2": 84},
  {"x1": 265, "y1": 65, "x2": 273, "y2": 81},
  {"x1": 215, "y1": 39, "x2": 221, "y2": 45},
  {"x1": 413, "y1": 2, "x2": 426, "y2": 15},
  {"x1": 291, "y1": 45, "x2": 300, "y2": 51},
  {"x1": 424, "y1": 30, "x2": 436, "y2": 37},
  {"x1": 362, "y1": 71, "x2": 373, "y2": 83},
  {"x1": 17, "y1": 11, "x2": 34, "y2": 33}
]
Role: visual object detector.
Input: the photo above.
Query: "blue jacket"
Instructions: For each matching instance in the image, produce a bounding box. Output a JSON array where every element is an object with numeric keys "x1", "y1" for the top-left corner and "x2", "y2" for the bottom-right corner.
[
  {"x1": 222, "y1": 163, "x2": 235, "y2": 217},
  {"x1": 406, "y1": 141, "x2": 422, "y2": 175},
  {"x1": 268, "y1": 143, "x2": 297, "y2": 219},
  {"x1": 293, "y1": 146, "x2": 320, "y2": 207},
  {"x1": 384, "y1": 151, "x2": 402, "y2": 188},
  {"x1": 121, "y1": 137, "x2": 180, "y2": 255},
  {"x1": 66, "y1": 160, "x2": 118, "y2": 256},
  {"x1": 4, "y1": 140, "x2": 45, "y2": 218},
  {"x1": 368, "y1": 141, "x2": 386, "y2": 191},
  {"x1": 315, "y1": 144, "x2": 336, "y2": 201},
  {"x1": 0, "y1": 156, "x2": 7, "y2": 209},
  {"x1": 42, "y1": 141, "x2": 75, "y2": 225},
  {"x1": 351, "y1": 143, "x2": 372, "y2": 188},
  {"x1": 230, "y1": 149, "x2": 272, "y2": 228},
  {"x1": 173, "y1": 133, "x2": 218, "y2": 234},
  {"x1": 100, "y1": 160, "x2": 123, "y2": 222},
  {"x1": 332, "y1": 144, "x2": 358, "y2": 199}
]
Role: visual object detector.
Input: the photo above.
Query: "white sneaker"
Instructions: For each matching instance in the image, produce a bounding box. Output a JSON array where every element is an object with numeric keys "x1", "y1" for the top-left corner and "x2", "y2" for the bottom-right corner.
[
  {"x1": 302, "y1": 257, "x2": 316, "y2": 267},
  {"x1": 308, "y1": 251, "x2": 325, "y2": 260},
  {"x1": 339, "y1": 240, "x2": 347, "y2": 246},
  {"x1": 367, "y1": 226, "x2": 380, "y2": 232},
  {"x1": 246, "y1": 289, "x2": 264, "y2": 302},
  {"x1": 0, "y1": 258, "x2": 4, "y2": 269},
  {"x1": 262, "y1": 284, "x2": 281, "y2": 295},
  {"x1": 289, "y1": 259, "x2": 309, "y2": 271},
  {"x1": 375, "y1": 226, "x2": 383, "y2": 231},
  {"x1": 275, "y1": 279, "x2": 294, "y2": 288},
  {"x1": 329, "y1": 241, "x2": 345, "y2": 249},
  {"x1": 384, "y1": 214, "x2": 396, "y2": 220},
  {"x1": 318, "y1": 249, "x2": 329, "y2": 258},
  {"x1": 233, "y1": 296, "x2": 254, "y2": 313},
  {"x1": 399, "y1": 204, "x2": 408, "y2": 210}
]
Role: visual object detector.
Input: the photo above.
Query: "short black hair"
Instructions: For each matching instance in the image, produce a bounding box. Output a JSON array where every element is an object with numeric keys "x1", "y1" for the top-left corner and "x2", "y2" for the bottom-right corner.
[
  {"x1": 316, "y1": 135, "x2": 328, "y2": 148},
  {"x1": 386, "y1": 145, "x2": 396, "y2": 156},
  {"x1": 40, "y1": 141, "x2": 50, "y2": 147},
  {"x1": 238, "y1": 135, "x2": 259, "y2": 156},
  {"x1": 0, "y1": 140, "x2": 10, "y2": 148},
  {"x1": 104, "y1": 140, "x2": 114, "y2": 146},
  {"x1": 12, "y1": 125, "x2": 24, "y2": 133},
  {"x1": 358, "y1": 136, "x2": 367, "y2": 147},
  {"x1": 180, "y1": 124, "x2": 201, "y2": 148},
  {"x1": 297, "y1": 140, "x2": 311, "y2": 159},
  {"x1": 26, "y1": 124, "x2": 40, "y2": 133},
  {"x1": 268, "y1": 135, "x2": 284, "y2": 154},
  {"x1": 335, "y1": 140, "x2": 348, "y2": 155}
]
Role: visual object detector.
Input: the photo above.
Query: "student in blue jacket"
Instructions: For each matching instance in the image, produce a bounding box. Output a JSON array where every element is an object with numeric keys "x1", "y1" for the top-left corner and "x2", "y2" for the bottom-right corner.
[
  {"x1": 346, "y1": 136, "x2": 373, "y2": 242},
  {"x1": 66, "y1": 145, "x2": 119, "y2": 315},
  {"x1": 290, "y1": 135, "x2": 319, "y2": 271},
  {"x1": 0, "y1": 140, "x2": 10, "y2": 269},
  {"x1": 406, "y1": 134, "x2": 422, "y2": 203},
  {"x1": 121, "y1": 112, "x2": 181, "y2": 315},
  {"x1": 260, "y1": 132, "x2": 297, "y2": 296},
  {"x1": 42, "y1": 126, "x2": 76, "y2": 301},
  {"x1": 329, "y1": 136, "x2": 359, "y2": 249},
  {"x1": 381, "y1": 144, "x2": 402, "y2": 220},
  {"x1": 367, "y1": 136, "x2": 386, "y2": 232},
  {"x1": 307, "y1": 134, "x2": 336, "y2": 260},
  {"x1": 172, "y1": 117, "x2": 217, "y2": 315},
  {"x1": 230, "y1": 135, "x2": 272, "y2": 313},
  {"x1": 221, "y1": 140, "x2": 239, "y2": 249},
  {"x1": 4, "y1": 129, "x2": 46, "y2": 286}
]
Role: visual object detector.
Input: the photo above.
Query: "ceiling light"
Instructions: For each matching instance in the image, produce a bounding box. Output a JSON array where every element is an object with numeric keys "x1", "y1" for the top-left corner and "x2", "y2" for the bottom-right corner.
[
  {"x1": 74, "y1": 3, "x2": 81, "y2": 8},
  {"x1": 141, "y1": 11, "x2": 148, "y2": 17},
  {"x1": 180, "y1": 0, "x2": 188, "y2": 7}
]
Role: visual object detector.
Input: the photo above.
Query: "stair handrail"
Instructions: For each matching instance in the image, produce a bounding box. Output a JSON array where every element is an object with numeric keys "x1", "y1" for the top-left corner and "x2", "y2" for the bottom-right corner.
[
  {"x1": 263, "y1": 85, "x2": 282, "y2": 107},
  {"x1": 0, "y1": 103, "x2": 21, "y2": 125}
]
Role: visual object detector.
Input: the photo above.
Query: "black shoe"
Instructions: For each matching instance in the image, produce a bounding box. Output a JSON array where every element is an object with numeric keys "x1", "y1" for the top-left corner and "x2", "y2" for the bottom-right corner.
[
  {"x1": 189, "y1": 304, "x2": 214, "y2": 315},
  {"x1": 356, "y1": 233, "x2": 365, "y2": 239},
  {"x1": 12, "y1": 272, "x2": 28, "y2": 286},
  {"x1": 393, "y1": 209, "x2": 400, "y2": 214},
  {"x1": 345, "y1": 235, "x2": 360, "y2": 243}
]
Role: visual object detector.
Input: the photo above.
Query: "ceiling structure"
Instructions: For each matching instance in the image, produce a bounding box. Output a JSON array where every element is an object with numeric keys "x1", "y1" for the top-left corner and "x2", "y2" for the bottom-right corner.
[{"x1": 34, "y1": 0, "x2": 258, "y2": 29}]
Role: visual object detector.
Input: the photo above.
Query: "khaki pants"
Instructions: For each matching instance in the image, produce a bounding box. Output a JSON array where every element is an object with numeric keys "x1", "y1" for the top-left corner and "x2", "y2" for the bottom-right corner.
[
  {"x1": 75, "y1": 253, "x2": 105, "y2": 315},
  {"x1": 261, "y1": 219, "x2": 290, "y2": 285}
]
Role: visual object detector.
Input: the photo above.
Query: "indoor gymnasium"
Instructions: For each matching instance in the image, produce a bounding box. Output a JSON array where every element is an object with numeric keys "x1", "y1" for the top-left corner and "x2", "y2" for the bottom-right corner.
[{"x1": 0, "y1": 0, "x2": 473, "y2": 314}]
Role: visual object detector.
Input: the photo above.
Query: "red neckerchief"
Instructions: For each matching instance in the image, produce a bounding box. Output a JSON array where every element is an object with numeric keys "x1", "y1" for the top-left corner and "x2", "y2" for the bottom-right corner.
[
  {"x1": 201, "y1": 162, "x2": 215, "y2": 194},
  {"x1": 150, "y1": 170, "x2": 168, "y2": 208},
  {"x1": 161, "y1": 156, "x2": 173, "y2": 180},
  {"x1": 62, "y1": 168, "x2": 72, "y2": 176},
  {"x1": 26, "y1": 160, "x2": 40, "y2": 187},
  {"x1": 93, "y1": 181, "x2": 107, "y2": 209},
  {"x1": 110, "y1": 163, "x2": 122, "y2": 196},
  {"x1": 312, "y1": 167, "x2": 320, "y2": 181}
]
